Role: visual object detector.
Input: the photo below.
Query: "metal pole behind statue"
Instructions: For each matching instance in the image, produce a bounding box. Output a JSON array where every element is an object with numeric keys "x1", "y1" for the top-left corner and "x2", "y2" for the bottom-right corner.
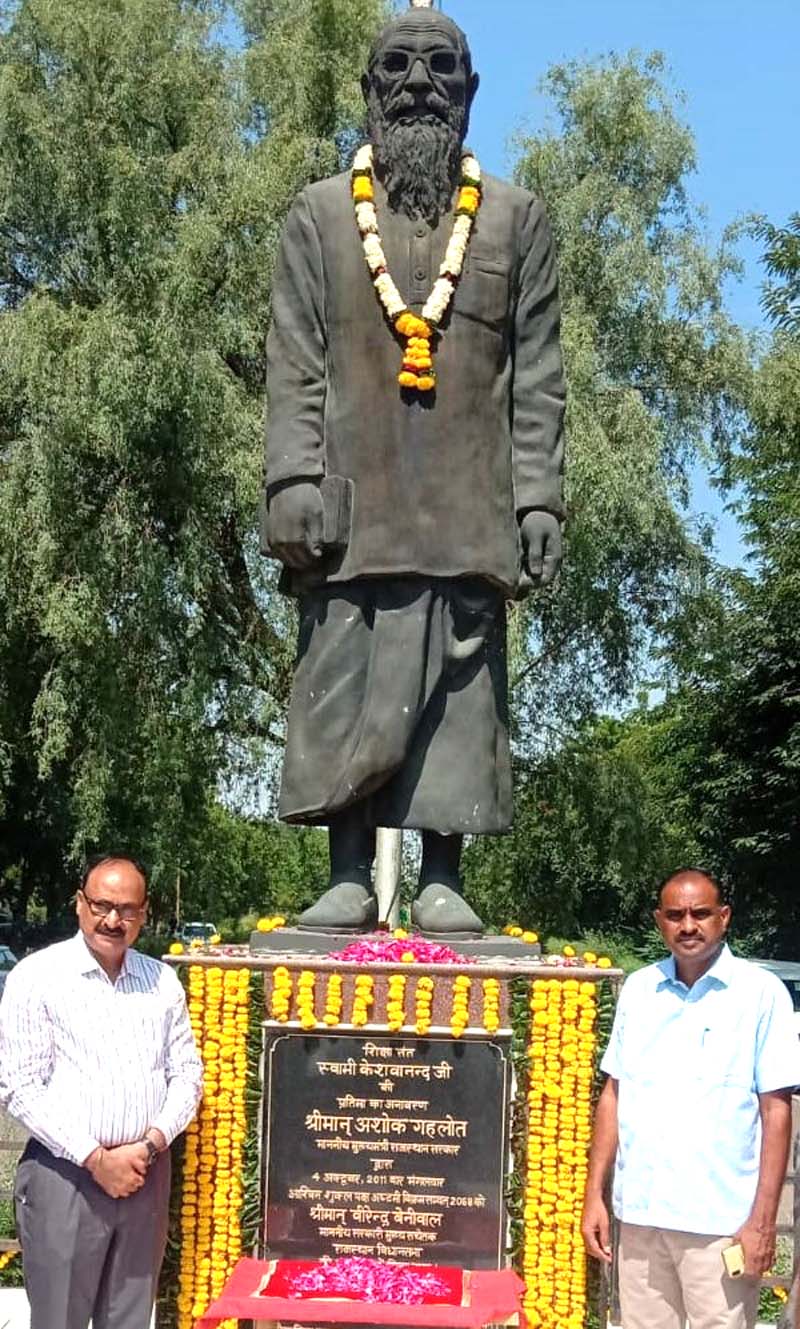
[{"x1": 374, "y1": 828, "x2": 401, "y2": 927}]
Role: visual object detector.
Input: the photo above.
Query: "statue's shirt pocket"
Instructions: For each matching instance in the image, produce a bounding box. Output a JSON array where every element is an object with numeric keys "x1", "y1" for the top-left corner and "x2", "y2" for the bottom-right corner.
[{"x1": 454, "y1": 252, "x2": 510, "y2": 329}]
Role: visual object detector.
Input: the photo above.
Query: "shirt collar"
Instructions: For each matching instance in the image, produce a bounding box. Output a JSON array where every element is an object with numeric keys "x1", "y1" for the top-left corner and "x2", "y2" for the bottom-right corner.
[
  {"x1": 70, "y1": 930, "x2": 141, "y2": 980},
  {"x1": 656, "y1": 941, "x2": 733, "y2": 992}
]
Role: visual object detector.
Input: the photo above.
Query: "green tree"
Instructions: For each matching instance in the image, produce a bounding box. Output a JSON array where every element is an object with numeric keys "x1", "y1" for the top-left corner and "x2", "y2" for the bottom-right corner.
[
  {"x1": 173, "y1": 800, "x2": 329, "y2": 928},
  {"x1": 756, "y1": 213, "x2": 800, "y2": 334},
  {"x1": 667, "y1": 320, "x2": 800, "y2": 952},
  {"x1": 493, "y1": 307, "x2": 800, "y2": 951},
  {"x1": 464, "y1": 53, "x2": 756, "y2": 931},
  {"x1": 0, "y1": 0, "x2": 387, "y2": 916},
  {"x1": 464, "y1": 708, "x2": 700, "y2": 938},
  {"x1": 509, "y1": 54, "x2": 753, "y2": 736}
]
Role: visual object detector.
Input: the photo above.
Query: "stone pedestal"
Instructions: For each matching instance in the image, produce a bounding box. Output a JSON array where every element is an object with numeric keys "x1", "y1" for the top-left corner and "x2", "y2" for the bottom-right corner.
[{"x1": 162, "y1": 950, "x2": 622, "y2": 1329}]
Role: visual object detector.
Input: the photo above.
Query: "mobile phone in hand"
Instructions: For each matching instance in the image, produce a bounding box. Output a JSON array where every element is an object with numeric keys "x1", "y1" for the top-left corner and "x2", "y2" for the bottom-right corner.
[{"x1": 722, "y1": 1242, "x2": 745, "y2": 1278}]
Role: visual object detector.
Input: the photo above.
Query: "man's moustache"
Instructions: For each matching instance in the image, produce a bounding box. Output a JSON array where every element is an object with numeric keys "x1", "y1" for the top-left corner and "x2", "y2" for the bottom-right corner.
[{"x1": 389, "y1": 94, "x2": 449, "y2": 121}]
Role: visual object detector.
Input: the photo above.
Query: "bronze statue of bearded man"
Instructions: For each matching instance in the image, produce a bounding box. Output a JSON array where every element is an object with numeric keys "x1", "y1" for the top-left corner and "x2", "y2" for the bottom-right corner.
[{"x1": 263, "y1": 2, "x2": 565, "y2": 935}]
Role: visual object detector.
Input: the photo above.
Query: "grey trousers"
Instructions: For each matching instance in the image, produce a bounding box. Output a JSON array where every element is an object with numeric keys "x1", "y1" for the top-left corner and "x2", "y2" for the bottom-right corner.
[{"x1": 14, "y1": 1138, "x2": 171, "y2": 1329}]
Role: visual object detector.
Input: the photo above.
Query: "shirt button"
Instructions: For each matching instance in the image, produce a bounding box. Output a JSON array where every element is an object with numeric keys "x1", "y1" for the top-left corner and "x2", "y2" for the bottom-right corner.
[
  {"x1": 414, "y1": 266, "x2": 426, "y2": 281},
  {"x1": 415, "y1": 226, "x2": 426, "y2": 239}
]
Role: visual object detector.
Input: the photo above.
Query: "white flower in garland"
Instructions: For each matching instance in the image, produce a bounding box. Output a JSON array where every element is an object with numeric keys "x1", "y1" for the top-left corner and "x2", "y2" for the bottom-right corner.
[
  {"x1": 362, "y1": 233, "x2": 387, "y2": 273},
  {"x1": 355, "y1": 201, "x2": 379, "y2": 234},
  {"x1": 351, "y1": 144, "x2": 482, "y2": 392}
]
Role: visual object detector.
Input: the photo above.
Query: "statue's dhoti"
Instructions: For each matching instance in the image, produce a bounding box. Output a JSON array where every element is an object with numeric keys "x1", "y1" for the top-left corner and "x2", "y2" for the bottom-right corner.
[{"x1": 279, "y1": 577, "x2": 512, "y2": 835}]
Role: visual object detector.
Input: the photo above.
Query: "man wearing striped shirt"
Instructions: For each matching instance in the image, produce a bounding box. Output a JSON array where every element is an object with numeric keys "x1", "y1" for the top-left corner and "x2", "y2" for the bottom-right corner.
[{"x1": 0, "y1": 853, "x2": 203, "y2": 1329}]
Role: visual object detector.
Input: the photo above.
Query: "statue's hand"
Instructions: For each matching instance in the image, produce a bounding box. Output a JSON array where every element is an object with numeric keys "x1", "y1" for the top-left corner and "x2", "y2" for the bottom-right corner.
[
  {"x1": 268, "y1": 481, "x2": 324, "y2": 570},
  {"x1": 520, "y1": 510, "x2": 562, "y2": 587}
]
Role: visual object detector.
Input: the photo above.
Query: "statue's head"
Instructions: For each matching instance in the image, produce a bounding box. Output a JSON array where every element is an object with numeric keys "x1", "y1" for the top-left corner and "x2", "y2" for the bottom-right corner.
[{"x1": 362, "y1": 6, "x2": 479, "y2": 225}]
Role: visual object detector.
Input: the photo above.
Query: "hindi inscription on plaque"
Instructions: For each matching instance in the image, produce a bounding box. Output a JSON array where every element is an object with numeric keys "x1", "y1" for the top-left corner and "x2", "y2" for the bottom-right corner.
[{"x1": 262, "y1": 1033, "x2": 510, "y2": 1268}]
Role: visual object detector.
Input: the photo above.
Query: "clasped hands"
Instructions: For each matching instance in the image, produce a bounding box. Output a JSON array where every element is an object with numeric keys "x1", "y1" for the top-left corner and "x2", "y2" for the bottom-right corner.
[
  {"x1": 268, "y1": 481, "x2": 562, "y2": 585},
  {"x1": 85, "y1": 1129, "x2": 166, "y2": 1199}
]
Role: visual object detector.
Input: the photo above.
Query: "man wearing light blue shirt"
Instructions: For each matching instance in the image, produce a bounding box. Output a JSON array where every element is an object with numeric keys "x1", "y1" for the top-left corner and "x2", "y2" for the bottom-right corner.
[{"x1": 582, "y1": 868, "x2": 800, "y2": 1329}]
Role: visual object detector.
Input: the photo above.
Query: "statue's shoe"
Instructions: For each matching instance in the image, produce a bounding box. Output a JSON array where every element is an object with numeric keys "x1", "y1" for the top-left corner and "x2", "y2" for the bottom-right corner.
[
  {"x1": 296, "y1": 883, "x2": 378, "y2": 932},
  {"x1": 411, "y1": 884, "x2": 485, "y2": 938}
]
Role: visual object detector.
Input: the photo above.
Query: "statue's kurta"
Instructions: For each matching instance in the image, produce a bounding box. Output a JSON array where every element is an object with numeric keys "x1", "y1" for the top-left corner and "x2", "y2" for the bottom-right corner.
[{"x1": 264, "y1": 169, "x2": 565, "y2": 833}]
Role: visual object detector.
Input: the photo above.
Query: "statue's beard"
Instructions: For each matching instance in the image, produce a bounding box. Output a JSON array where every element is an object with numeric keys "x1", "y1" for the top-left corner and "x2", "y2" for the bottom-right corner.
[{"x1": 367, "y1": 97, "x2": 465, "y2": 226}]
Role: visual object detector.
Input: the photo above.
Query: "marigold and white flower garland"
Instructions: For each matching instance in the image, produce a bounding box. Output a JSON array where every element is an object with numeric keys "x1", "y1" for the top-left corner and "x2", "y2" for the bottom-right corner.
[{"x1": 351, "y1": 143, "x2": 482, "y2": 393}]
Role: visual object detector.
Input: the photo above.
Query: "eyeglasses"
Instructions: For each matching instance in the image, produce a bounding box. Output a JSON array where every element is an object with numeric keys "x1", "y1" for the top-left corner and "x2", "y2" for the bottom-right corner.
[
  {"x1": 660, "y1": 907, "x2": 720, "y2": 922},
  {"x1": 381, "y1": 49, "x2": 459, "y2": 77},
  {"x1": 79, "y1": 889, "x2": 146, "y2": 924}
]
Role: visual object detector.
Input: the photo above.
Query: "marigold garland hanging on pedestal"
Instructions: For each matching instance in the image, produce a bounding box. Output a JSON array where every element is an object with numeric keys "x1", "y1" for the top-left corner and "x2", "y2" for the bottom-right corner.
[
  {"x1": 175, "y1": 965, "x2": 250, "y2": 1329},
  {"x1": 162, "y1": 944, "x2": 610, "y2": 1329},
  {"x1": 522, "y1": 977, "x2": 597, "y2": 1329}
]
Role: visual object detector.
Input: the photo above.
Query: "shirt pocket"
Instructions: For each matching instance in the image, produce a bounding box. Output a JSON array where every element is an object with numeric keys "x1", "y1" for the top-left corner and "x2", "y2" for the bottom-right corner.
[
  {"x1": 454, "y1": 252, "x2": 511, "y2": 330},
  {"x1": 698, "y1": 1025, "x2": 754, "y2": 1089}
]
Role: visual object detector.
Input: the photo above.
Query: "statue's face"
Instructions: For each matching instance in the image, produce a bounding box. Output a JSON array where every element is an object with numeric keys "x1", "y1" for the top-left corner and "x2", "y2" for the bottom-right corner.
[
  {"x1": 362, "y1": 13, "x2": 478, "y2": 224},
  {"x1": 365, "y1": 18, "x2": 477, "y2": 135}
]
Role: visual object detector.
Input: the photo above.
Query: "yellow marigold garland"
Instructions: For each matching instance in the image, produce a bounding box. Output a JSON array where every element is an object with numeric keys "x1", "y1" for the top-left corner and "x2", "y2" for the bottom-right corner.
[
  {"x1": 176, "y1": 965, "x2": 250, "y2": 1329},
  {"x1": 352, "y1": 973, "x2": 374, "y2": 1027},
  {"x1": 297, "y1": 970, "x2": 316, "y2": 1030},
  {"x1": 450, "y1": 975, "x2": 471, "y2": 1038},
  {"x1": 482, "y1": 977, "x2": 501, "y2": 1033},
  {"x1": 523, "y1": 977, "x2": 597, "y2": 1329},
  {"x1": 324, "y1": 973, "x2": 344, "y2": 1026},
  {"x1": 386, "y1": 973, "x2": 407, "y2": 1032},
  {"x1": 0, "y1": 1250, "x2": 19, "y2": 1272},
  {"x1": 414, "y1": 975, "x2": 434, "y2": 1035},
  {"x1": 270, "y1": 965, "x2": 292, "y2": 1022},
  {"x1": 256, "y1": 915, "x2": 286, "y2": 933}
]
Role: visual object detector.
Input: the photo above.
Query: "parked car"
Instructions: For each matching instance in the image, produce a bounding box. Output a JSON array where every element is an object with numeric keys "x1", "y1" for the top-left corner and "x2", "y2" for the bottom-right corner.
[
  {"x1": 754, "y1": 960, "x2": 800, "y2": 1035},
  {"x1": 178, "y1": 921, "x2": 217, "y2": 945},
  {"x1": 0, "y1": 943, "x2": 18, "y2": 997}
]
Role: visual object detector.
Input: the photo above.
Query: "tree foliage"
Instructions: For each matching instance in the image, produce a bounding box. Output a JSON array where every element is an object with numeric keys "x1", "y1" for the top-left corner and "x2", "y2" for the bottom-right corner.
[
  {"x1": 509, "y1": 54, "x2": 753, "y2": 736},
  {"x1": 464, "y1": 711, "x2": 698, "y2": 939},
  {"x1": 666, "y1": 320, "x2": 800, "y2": 952},
  {"x1": 3, "y1": 24, "x2": 783, "y2": 939},
  {"x1": 0, "y1": 0, "x2": 387, "y2": 915},
  {"x1": 756, "y1": 213, "x2": 800, "y2": 335},
  {"x1": 471, "y1": 307, "x2": 800, "y2": 950}
]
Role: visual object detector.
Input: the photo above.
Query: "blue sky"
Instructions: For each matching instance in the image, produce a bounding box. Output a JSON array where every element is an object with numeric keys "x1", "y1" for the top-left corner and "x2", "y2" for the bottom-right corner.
[{"x1": 439, "y1": 0, "x2": 800, "y2": 565}]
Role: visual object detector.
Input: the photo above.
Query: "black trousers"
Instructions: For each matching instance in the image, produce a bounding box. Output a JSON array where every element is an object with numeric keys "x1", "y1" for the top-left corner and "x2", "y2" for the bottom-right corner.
[{"x1": 14, "y1": 1138, "x2": 170, "y2": 1329}]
